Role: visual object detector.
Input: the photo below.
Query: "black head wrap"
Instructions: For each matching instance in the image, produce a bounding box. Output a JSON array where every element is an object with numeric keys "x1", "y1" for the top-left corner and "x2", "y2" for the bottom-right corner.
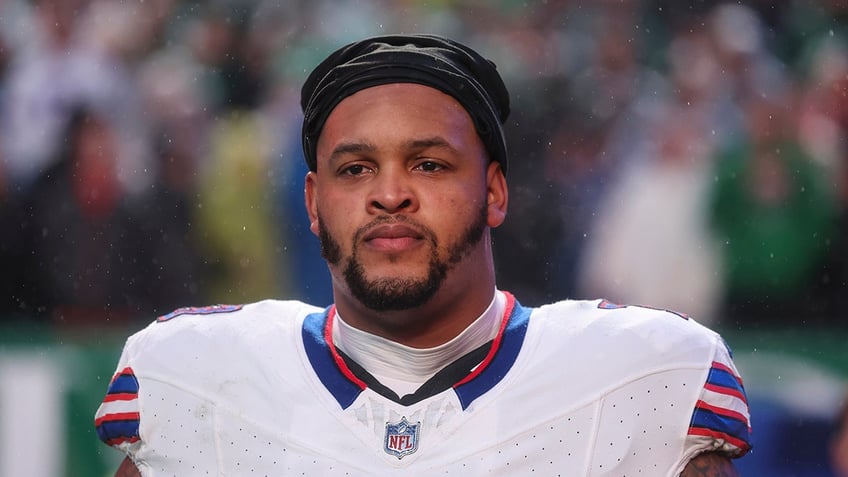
[{"x1": 300, "y1": 34, "x2": 510, "y2": 173}]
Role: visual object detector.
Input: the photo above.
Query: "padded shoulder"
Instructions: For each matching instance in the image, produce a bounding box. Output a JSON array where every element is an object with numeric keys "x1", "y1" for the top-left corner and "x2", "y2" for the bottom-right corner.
[
  {"x1": 524, "y1": 298, "x2": 725, "y2": 394},
  {"x1": 121, "y1": 300, "x2": 324, "y2": 386}
]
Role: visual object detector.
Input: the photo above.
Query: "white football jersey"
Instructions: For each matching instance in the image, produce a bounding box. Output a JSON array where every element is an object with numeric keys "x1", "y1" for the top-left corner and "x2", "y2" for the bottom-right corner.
[{"x1": 95, "y1": 292, "x2": 751, "y2": 476}]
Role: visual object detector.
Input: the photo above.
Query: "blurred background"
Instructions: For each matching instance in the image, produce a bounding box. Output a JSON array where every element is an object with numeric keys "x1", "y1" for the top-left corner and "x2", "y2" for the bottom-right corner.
[{"x1": 0, "y1": 0, "x2": 846, "y2": 475}]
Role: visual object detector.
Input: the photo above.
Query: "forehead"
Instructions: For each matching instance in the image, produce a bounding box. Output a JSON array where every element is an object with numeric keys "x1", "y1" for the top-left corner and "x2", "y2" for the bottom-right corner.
[
  {"x1": 334, "y1": 82, "x2": 466, "y2": 112},
  {"x1": 317, "y1": 83, "x2": 477, "y2": 148}
]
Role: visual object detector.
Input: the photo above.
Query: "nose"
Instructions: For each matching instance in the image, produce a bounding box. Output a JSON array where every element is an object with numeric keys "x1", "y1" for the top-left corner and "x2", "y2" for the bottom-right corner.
[{"x1": 367, "y1": 167, "x2": 418, "y2": 214}]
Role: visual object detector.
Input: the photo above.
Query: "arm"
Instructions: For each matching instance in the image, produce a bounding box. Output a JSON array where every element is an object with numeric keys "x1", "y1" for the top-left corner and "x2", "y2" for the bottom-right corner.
[
  {"x1": 115, "y1": 457, "x2": 141, "y2": 477},
  {"x1": 681, "y1": 452, "x2": 739, "y2": 477}
]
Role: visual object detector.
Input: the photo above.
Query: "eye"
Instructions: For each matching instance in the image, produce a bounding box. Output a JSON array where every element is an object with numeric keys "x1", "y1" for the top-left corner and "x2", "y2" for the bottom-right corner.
[
  {"x1": 414, "y1": 160, "x2": 444, "y2": 173},
  {"x1": 340, "y1": 163, "x2": 372, "y2": 176}
]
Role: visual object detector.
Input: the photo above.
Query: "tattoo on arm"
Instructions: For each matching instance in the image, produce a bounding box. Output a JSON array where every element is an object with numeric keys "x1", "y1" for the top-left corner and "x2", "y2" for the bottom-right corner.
[
  {"x1": 115, "y1": 457, "x2": 141, "y2": 477},
  {"x1": 680, "y1": 452, "x2": 740, "y2": 477}
]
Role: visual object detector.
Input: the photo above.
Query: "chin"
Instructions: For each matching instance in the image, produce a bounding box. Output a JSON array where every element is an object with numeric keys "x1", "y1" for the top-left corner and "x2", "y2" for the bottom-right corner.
[
  {"x1": 360, "y1": 255, "x2": 431, "y2": 278},
  {"x1": 344, "y1": 264, "x2": 446, "y2": 313}
]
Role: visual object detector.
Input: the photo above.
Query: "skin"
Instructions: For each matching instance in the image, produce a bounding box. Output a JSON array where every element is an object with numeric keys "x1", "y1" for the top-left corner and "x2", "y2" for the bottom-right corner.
[
  {"x1": 112, "y1": 82, "x2": 739, "y2": 476},
  {"x1": 305, "y1": 83, "x2": 507, "y2": 348},
  {"x1": 830, "y1": 402, "x2": 848, "y2": 477},
  {"x1": 115, "y1": 457, "x2": 140, "y2": 477},
  {"x1": 681, "y1": 452, "x2": 741, "y2": 476}
]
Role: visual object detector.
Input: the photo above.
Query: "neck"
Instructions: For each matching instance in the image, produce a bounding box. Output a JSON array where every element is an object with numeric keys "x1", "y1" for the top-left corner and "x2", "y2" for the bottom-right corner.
[
  {"x1": 332, "y1": 290, "x2": 504, "y2": 395},
  {"x1": 331, "y1": 246, "x2": 497, "y2": 348}
]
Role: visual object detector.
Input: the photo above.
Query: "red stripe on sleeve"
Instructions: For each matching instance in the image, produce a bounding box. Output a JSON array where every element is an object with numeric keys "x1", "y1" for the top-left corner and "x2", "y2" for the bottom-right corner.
[
  {"x1": 687, "y1": 427, "x2": 751, "y2": 455},
  {"x1": 704, "y1": 382, "x2": 747, "y2": 402},
  {"x1": 110, "y1": 367, "x2": 136, "y2": 383},
  {"x1": 95, "y1": 412, "x2": 141, "y2": 427},
  {"x1": 695, "y1": 399, "x2": 750, "y2": 428},
  {"x1": 103, "y1": 392, "x2": 138, "y2": 402},
  {"x1": 711, "y1": 361, "x2": 744, "y2": 386},
  {"x1": 105, "y1": 435, "x2": 141, "y2": 446}
]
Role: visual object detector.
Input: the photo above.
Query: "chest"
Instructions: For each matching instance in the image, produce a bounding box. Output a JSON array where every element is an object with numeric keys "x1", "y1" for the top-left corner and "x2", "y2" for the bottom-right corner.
[{"x1": 135, "y1": 367, "x2": 698, "y2": 477}]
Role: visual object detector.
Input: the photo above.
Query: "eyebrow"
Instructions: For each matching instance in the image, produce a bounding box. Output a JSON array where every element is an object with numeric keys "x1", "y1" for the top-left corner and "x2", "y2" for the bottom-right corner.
[
  {"x1": 329, "y1": 141, "x2": 377, "y2": 160},
  {"x1": 329, "y1": 136, "x2": 459, "y2": 161},
  {"x1": 403, "y1": 136, "x2": 456, "y2": 152}
]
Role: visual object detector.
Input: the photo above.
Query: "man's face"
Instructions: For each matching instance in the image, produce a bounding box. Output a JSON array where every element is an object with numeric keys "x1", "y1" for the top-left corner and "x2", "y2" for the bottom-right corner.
[{"x1": 306, "y1": 83, "x2": 506, "y2": 312}]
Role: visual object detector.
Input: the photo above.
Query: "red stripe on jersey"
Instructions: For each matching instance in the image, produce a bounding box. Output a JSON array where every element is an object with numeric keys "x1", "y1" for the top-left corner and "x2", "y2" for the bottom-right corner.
[
  {"x1": 103, "y1": 392, "x2": 138, "y2": 402},
  {"x1": 453, "y1": 292, "x2": 516, "y2": 388},
  {"x1": 105, "y1": 435, "x2": 140, "y2": 446},
  {"x1": 711, "y1": 361, "x2": 744, "y2": 385},
  {"x1": 111, "y1": 367, "x2": 135, "y2": 383},
  {"x1": 704, "y1": 382, "x2": 747, "y2": 402},
  {"x1": 325, "y1": 306, "x2": 368, "y2": 391},
  {"x1": 95, "y1": 412, "x2": 141, "y2": 427},
  {"x1": 688, "y1": 427, "x2": 751, "y2": 454},
  {"x1": 695, "y1": 400, "x2": 750, "y2": 429}
]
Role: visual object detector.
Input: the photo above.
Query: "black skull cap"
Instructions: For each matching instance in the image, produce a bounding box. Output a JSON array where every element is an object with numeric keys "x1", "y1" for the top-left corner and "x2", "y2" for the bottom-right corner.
[{"x1": 300, "y1": 34, "x2": 510, "y2": 173}]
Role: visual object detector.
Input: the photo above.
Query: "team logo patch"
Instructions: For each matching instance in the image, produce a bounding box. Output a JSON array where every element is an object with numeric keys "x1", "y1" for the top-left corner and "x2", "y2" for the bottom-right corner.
[
  {"x1": 157, "y1": 304, "x2": 243, "y2": 322},
  {"x1": 384, "y1": 417, "x2": 420, "y2": 459},
  {"x1": 597, "y1": 299, "x2": 625, "y2": 310},
  {"x1": 597, "y1": 299, "x2": 689, "y2": 319}
]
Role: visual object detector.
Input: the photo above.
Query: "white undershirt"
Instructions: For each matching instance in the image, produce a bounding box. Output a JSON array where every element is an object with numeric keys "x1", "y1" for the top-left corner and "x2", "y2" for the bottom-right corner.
[{"x1": 333, "y1": 290, "x2": 506, "y2": 397}]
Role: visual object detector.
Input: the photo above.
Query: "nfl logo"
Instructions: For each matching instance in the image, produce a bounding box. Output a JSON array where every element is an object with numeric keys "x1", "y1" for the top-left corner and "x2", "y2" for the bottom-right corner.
[{"x1": 384, "y1": 417, "x2": 420, "y2": 459}]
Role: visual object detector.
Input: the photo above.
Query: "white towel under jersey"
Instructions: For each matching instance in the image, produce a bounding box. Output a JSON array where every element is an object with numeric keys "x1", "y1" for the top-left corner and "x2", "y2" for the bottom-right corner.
[{"x1": 95, "y1": 291, "x2": 751, "y2": 476}]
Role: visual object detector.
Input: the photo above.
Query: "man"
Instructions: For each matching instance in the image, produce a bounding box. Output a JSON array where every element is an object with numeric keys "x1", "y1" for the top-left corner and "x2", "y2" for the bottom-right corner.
[{"x1": 96, "y1": 34, "x2": 751, "y2": 476}]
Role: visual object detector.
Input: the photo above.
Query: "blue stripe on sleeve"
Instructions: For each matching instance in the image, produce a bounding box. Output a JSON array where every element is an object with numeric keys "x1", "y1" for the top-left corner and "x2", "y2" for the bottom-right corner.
[
  {"x1": 690, "y1": 407, "x2": 750, "y2": 443},
  {"x1": 706, "y1": 367, "x2": 745, "y2": 394},
  {"x1": 96, "y1": 419, "x2": 140, "y2": 443},
  {"x1": 107, "y1": 373, "x2": 139, "y2": 395}
]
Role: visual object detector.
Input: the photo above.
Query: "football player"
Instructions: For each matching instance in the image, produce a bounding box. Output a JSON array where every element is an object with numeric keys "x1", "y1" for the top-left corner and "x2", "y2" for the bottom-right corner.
[{"x1": 96, "y1": 34, "x2": 751, "y2": 476}]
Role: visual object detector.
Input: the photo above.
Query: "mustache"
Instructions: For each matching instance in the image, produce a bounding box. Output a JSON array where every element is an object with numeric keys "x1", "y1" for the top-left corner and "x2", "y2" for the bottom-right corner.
[{"x1": 352, "y1": 215, "x2": 437, "y2": 247}]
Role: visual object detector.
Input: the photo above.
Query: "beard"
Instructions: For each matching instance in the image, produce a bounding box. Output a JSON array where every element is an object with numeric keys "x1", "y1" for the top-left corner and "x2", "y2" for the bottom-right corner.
[{"x1": 318, "y1": 206, "x2": 488, "y2": 312}]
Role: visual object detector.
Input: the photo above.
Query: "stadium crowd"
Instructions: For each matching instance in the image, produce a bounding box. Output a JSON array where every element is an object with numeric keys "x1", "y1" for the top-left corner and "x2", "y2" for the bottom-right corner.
[{"x1": 0, "y1": 0, "x2": 846, "y2": 330}]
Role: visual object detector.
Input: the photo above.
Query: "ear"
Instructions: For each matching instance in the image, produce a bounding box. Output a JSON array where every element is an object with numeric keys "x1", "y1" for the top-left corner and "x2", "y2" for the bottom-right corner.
[
  {"x1": 485, "y1": 161, "x2": 508, "y2": 228},
  {"x1": 304, "y1": 171, "x2": 320, "y2": 236}
]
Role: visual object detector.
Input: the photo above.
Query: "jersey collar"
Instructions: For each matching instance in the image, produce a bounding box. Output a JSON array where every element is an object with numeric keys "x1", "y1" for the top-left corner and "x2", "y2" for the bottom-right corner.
[{"x1": 302, "y1": 292, "x2": 531, "y2": 410}]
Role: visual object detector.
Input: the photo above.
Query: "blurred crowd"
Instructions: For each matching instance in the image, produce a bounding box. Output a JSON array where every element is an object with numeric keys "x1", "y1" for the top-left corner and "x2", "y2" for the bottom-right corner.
[{"x1": 0, "y1": 0, "x2": 846, "y2": 330}]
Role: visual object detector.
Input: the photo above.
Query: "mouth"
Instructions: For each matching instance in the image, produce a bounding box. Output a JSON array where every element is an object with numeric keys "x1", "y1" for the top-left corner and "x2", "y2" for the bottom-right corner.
[{"x1": 361, "y1": 223, "x2": 426, "y2": 253}]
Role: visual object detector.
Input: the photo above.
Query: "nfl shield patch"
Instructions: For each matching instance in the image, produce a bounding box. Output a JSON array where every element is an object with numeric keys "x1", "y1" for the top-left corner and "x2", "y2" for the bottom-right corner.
[{"x1": 384, "y1": 417, "x2": 420, "y2": 459}]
